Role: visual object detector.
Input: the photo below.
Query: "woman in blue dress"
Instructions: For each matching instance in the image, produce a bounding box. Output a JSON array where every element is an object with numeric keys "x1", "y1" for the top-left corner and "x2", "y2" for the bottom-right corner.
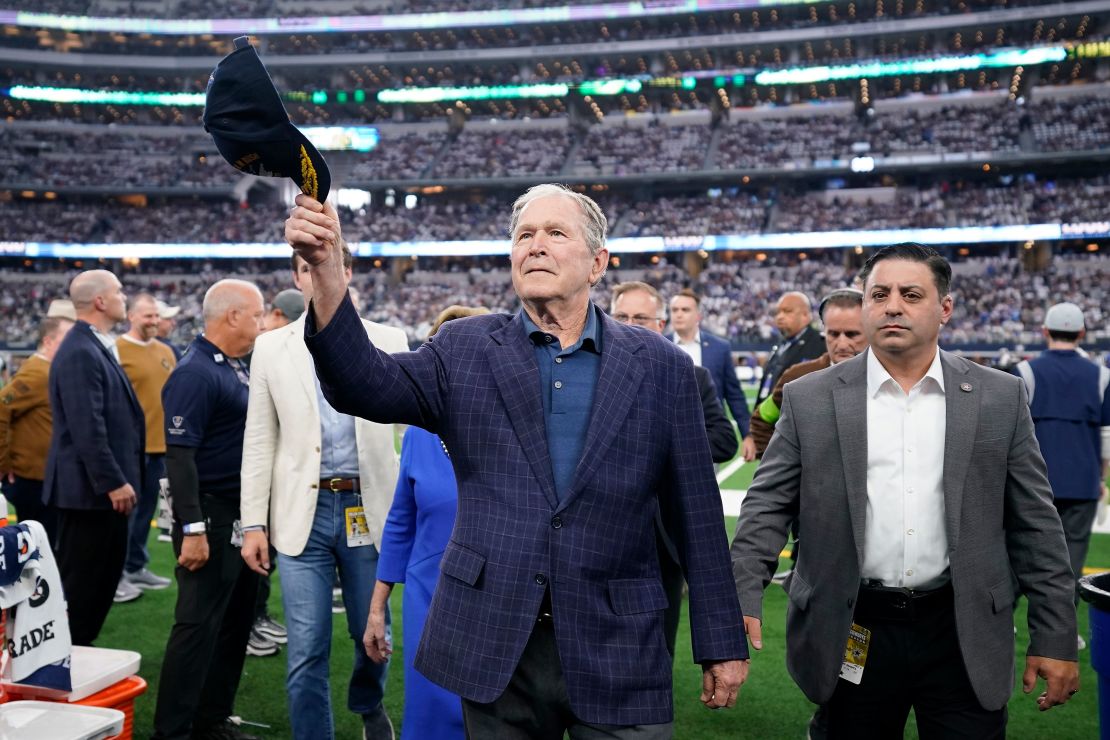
[{"x1": 364, "y1": 306, "x2": 488, "y2": 740}]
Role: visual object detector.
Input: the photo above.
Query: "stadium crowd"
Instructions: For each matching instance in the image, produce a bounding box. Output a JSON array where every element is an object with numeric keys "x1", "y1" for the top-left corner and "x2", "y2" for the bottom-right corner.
[
  {"x1": 1, "y1": 174, "x2": 1105, "y2": 243},
  {"x1": 2, "y1": 94, "x2": 1107, "y2": 188},
  {"x1": 3, "y1": 252, "x2": 1109, "y2": 350}
]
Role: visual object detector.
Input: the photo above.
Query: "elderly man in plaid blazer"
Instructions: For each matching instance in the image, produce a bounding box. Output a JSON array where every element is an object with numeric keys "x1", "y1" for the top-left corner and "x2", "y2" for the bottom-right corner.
[{"x1": 285, "y1": 184, "x2": 748, "y2": 738}]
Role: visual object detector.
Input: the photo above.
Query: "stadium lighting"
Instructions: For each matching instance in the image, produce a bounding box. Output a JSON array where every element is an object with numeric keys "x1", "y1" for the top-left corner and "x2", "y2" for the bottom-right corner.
[
  {"x1": 850, "y1": 156, "x2": 875, "y2": 173},
  {"x1": 754, "y1": 46, "x2": 1068, "y2": 86},
  {"x1": 336, "y1": 189, "x2": 372, "y2": 211},
  {"x1": 7, "y1": 85, "x2": 206, "y2": 106},
  {"x1": 378, "y1": 83, "x2": 568, "y2": 104},
  {"x1": 6, "y1": 222, "x2": 1106, "y2": 261},
  {"x1": 578, "y1": 79, "x2": 643, "y2": 96},
  {"x1": 301, "y1": 126, "x2": 379, "y2": 152},
  {"x1": 8, "y1": 2, "x2": 817, "y2": 36}
]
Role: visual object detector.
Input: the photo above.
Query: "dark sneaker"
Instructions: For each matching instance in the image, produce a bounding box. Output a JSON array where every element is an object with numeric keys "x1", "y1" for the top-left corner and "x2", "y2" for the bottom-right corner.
[
  {"x1": 253, "y1": 615, "x2": 287, "y2": 644},
  {"x1": 126, "y1": 567, "x2": 172, "y2": 590},
  {"x1": 362, "y1": 705, "x2": 395, "y2": 740},
  {"x1": 113, "y1": 579, "x2": 143, "y2": 603},
  {"x1": 245, "y1": 628, "x2": 280, "y2": 657},
  {"x1": 191, "y1": 718, "x2": 262, "y2": 740}
]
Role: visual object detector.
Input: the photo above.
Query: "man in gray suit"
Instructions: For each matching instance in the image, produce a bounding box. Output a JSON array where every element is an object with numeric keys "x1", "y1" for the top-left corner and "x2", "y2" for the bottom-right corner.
[{"x1": 731, "y1": 243, "x2": 1079, "y2": 737}]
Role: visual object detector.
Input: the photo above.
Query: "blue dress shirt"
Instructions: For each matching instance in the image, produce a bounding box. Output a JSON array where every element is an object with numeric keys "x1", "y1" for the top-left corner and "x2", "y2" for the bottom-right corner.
[
  {"x1": 314, "y1": 372, "x2": 361, "y2": 479},
  {"x1": 521, "y1": 304, "x2": 602, "y2": 502}
]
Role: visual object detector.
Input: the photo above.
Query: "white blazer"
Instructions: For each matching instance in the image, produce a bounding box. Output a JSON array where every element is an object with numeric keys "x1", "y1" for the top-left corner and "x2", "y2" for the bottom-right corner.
[{"x1": 240, "y1": 314, "x2": 409, "y2": 556}]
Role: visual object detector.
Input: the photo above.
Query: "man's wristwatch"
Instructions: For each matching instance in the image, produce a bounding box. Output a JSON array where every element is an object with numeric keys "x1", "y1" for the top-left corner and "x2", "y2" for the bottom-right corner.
[{"x1": 182, "y1": 521, "x2": 207, "y2": 536}]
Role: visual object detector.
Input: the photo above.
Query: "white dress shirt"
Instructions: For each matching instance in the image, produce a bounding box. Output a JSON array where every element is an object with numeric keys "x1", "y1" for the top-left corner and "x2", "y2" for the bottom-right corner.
[
  {"x1": 90, "y1": 326, "x2": 120, "y2": 363},
  {"x1": 862, "y1": 348, "x2": 949, "y2": 590},
  {"x1": 674, "y1": 331, "x2": 703, "y2": 367}
]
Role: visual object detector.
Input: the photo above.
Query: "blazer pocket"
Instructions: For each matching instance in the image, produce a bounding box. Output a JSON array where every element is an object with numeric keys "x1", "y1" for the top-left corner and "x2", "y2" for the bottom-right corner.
[
  {"x1": 785, "y1": 570, "x2": 814, "y2": 611},
  {"x1": 608, "y1": 577, "x2": 668, "y2": 616},
  {"x1": 989, "y1": 577, "x2": 1015, "y2": 614},
  {"x1": 440, "y1": 541, "x2": 486, "y2": 587}
]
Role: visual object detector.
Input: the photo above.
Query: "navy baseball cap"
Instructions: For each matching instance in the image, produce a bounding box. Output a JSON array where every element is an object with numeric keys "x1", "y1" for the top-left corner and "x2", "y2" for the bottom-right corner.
[{"x1": 204, "y1": 37, "x2": 330, "y2": 202}]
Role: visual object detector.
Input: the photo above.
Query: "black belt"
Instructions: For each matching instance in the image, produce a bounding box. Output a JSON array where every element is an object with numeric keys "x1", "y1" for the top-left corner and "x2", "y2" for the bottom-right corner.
[
  {"x1": 320, "y1": 477, "x2": 360, "y2": 492},
  {"x1": 855, "y1": 581, "x2": 953, "y2": 622}
]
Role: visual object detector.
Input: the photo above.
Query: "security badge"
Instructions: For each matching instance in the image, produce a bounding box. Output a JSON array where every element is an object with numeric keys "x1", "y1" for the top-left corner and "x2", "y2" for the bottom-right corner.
[
  {"x1": 839, "y1": 622, "x2": 871, "y2": 685},
  {"x1": 345, "y1": 506, "x2": 372, "y2": 548}
]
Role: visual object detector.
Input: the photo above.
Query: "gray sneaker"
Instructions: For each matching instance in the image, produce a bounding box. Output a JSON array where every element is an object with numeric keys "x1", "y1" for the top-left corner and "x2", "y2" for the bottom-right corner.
[
  {"x1": 126, "y1": 567, "x2": 172, "y2": 590},
  {"x1": 245, "y1": 628, "x2": 280, "y2": 657},
  {"x1": 113, "y1": 579, "x2": 143, "y2": 604},
  {"x1": 362, "y1": 705, "x2": 394, "y2": 740}
]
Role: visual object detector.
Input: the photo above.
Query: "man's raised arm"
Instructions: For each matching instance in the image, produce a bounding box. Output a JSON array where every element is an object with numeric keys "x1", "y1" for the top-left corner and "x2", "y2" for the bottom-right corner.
[{"x1": 285, "y1": 194, "x2": 349, "y2": 329}]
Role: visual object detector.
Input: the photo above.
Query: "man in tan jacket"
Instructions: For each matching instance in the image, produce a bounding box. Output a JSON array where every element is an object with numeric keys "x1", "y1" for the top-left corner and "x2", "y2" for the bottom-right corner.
[{"x1": 0, "y1": 315, "x2": 74, "y2": 541}]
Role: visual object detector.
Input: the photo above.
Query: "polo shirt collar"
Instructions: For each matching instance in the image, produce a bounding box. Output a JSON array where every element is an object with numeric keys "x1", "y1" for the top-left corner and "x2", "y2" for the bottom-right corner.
[{"x1": 521, "y1": 303, "x2": 601, "y2": 355}]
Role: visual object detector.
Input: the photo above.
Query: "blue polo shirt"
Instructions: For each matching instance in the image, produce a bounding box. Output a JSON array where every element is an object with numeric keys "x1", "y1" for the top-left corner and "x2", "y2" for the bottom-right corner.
[
  {"x1": 522, "y1": 304, "x2": 602, "y2": 502},
  {"x1": 162, "y1": 336, "x2": 250, "y2": 496},
  {"x1": 1021, "y1": 350, "x2": 1110, "y2": 501}
]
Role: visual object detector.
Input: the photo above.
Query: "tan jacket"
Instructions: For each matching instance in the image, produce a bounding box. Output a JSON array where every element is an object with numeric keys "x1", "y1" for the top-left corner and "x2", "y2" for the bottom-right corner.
[{"x1": 0, "y1": 355, "x2": 52, "y2": 480}]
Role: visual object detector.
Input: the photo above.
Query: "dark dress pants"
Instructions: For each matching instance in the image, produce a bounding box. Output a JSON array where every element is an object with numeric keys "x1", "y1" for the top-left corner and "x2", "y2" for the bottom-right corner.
[
  {"x1": 825, "y1": 586, "x2": 1006, "y2": 739},
  {"x1": 6, "y1": 475, "x2": 57, "y2": 544},
  {"x1": 461, "y1": 602, "x2": 673, "y2": 740},
  {"x1": 55, "y1": 507, "x2": 129, "y2": 646},
  {"x1": 152, "y1": 494, "x2": 260, "y2": 740}
]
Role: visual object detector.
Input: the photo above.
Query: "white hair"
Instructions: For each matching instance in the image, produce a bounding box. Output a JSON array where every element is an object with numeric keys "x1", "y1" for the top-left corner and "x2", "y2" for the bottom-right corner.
[
  {"x1": 202, "y1": 279, "x2": 263, "y2": 324},
  {"x1": 509, "y1": 183, "x2": 608, "y2": 257}
]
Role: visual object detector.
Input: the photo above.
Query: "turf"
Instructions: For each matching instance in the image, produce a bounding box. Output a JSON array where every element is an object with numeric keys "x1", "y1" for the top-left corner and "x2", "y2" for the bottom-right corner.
[{"x1": 83, "y1": 520, "x2": 1102, "y2": 739}]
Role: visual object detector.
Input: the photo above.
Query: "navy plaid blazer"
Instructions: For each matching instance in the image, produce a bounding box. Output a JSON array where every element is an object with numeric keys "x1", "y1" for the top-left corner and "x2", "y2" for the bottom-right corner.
[{"x1": 306, "y1": 296, "x2": 746, "y2": 725}]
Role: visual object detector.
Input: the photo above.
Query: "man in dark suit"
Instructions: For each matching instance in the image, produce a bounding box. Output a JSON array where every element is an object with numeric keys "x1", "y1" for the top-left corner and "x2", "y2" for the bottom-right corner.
[
  {"x1": 667, "y1": 289, "x2": 751, "y2": 460},
  {"x1": 610, "y1": 280, "x2": 738, "y2": 659},
  {"x1": 44, "y1": 269, "x2": 144, "y2": 646},
  {"x1": 732, "y1": 244, "x2": 1079, "y2": 737},
  {"x1": 752, "y1": 291, "x2": 825, "y2": 414},
  {"x1": 287, "y1": 184, "x2": 747, "y2": 738}
]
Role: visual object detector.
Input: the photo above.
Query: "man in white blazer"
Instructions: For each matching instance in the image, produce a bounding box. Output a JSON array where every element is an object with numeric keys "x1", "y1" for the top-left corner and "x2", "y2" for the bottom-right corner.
[{"x1": 240, "y1": 247, "x2": 407, "y2": 740}]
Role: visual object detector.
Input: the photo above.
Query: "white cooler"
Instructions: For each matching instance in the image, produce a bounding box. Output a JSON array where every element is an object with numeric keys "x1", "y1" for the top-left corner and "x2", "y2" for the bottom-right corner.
[
  {"x1": 0, "y1": 701, "x2": 124, "y2": 740},
  {"x1": 1, "y1": 646, "x2": 141, "y2": 702}
]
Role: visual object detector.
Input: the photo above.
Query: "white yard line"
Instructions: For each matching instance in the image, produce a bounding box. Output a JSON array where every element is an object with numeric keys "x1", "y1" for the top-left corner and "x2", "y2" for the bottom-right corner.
[{"x1": 715, "y1": 457, "x2": 748, "y2": 486}]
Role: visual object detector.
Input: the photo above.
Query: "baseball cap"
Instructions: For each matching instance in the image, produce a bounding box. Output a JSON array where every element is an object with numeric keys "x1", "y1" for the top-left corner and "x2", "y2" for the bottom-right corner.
[
  {"x1": 46, "y1": 299, "x2": 76, "y2": 321},
  {"x1": 155, "y1": 300, "x2": 181, "y2": 320},
  {"x1": 272, "y1": 289, "x2": 306, "y2": 322},
  {"x1": 203, "y1": 36, "x2": 330, "y2": 202},
  {"x1": 1043, "y1": 302, "x2": 1085, "y2": 332}
]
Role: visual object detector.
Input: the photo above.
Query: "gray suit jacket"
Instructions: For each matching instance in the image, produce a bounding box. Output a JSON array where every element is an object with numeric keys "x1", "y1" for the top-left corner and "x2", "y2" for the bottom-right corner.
[{"x1": 731, "y1": 349, "x2": 1076, "y2": 710}]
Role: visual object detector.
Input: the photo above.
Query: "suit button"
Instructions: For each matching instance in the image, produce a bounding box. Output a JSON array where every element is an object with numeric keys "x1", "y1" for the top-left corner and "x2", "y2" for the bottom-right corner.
[
  {"x1": 551, "y1": 516, "x2": 563, "y2": 529},
  {"x1": 847, "y1": 598, "x2": 854, "y2": 608},
  {"x1": 535, "y1": 573, "x2": 547, "y2": 585}
]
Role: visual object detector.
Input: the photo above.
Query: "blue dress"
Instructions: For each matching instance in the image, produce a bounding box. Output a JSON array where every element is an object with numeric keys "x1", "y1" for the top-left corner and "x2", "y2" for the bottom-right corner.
[{"x1": 377, "y1": 426, "x2": 463, "y2": 740}]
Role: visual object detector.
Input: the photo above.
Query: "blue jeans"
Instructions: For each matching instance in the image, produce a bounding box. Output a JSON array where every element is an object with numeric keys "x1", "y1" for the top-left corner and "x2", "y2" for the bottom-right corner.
[
  {"x1": 278, "y1": 489, "x2": 389, "y2": 740},
  {"x1": 125, "y1": 453, "x2": 164, "y2": 574}
]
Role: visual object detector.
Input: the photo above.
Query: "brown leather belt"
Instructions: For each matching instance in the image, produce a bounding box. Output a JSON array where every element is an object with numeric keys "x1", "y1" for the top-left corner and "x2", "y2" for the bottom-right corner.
[{"x1": 320, "y1": 477, "x2": 360, "y2": 492}]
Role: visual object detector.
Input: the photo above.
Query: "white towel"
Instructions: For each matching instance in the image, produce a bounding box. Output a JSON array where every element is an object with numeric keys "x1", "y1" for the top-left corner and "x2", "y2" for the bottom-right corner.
[{"x1": 0, "y1": 521, "x2": 72, "y2": 691}]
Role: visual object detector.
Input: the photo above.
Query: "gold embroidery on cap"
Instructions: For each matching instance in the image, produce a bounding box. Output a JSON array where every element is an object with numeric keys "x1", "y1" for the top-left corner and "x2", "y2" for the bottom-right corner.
[{"x1": 300, "y1": 145, "x2": 318, "y2": 200}]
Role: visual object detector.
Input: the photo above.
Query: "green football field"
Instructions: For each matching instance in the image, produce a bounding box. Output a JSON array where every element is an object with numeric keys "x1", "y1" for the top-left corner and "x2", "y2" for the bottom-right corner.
[
  {"x1": 83, "y1": 521, "x2": 1104, "y2": 739},
  {"x1": 18, "y1": 385, "x2": 1108, "y2": 738}
]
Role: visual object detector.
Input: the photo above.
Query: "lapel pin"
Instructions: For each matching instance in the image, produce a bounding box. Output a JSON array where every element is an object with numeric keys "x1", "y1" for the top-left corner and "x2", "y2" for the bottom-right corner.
[{"x1": 960, "y1": 382, "x2": 972, "y2": 392}]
